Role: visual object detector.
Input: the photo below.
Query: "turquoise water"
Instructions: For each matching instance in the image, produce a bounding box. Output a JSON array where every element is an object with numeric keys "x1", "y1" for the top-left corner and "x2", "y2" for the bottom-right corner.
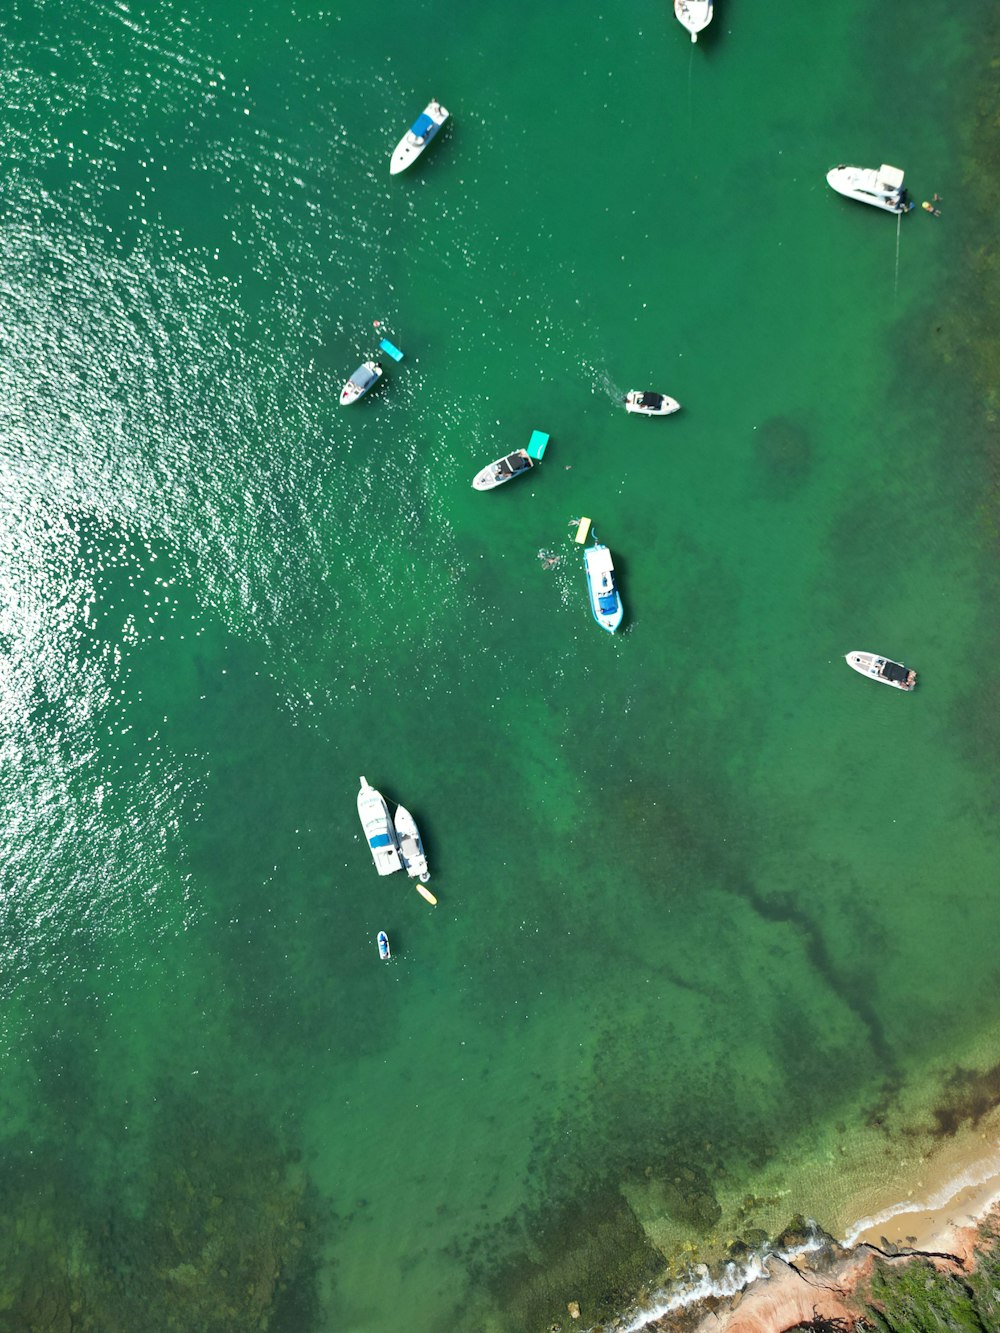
[{"x1": 1, "y1": 0, "x2": 998, "y2": 1329}]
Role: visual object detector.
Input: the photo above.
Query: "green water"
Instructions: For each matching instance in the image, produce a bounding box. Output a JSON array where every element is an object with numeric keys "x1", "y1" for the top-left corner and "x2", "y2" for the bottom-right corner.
[{"x1": 0, "y1": 0, "x2": 997, "y2": 1329}]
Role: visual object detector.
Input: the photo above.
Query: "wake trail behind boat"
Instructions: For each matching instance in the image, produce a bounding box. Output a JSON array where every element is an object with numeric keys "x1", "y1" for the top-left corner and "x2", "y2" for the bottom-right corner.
[{"x1": 894, "y1": 211, "x2": 901, "y2": 301}]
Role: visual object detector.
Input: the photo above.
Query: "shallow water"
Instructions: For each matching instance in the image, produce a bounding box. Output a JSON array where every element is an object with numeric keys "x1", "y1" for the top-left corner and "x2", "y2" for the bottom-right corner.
[{"x1": 0, "y1": 0, "x2": 997, "y2": 1329}]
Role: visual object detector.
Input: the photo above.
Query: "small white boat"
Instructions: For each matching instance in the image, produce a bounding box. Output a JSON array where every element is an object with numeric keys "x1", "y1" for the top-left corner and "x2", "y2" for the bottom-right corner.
[
  {"x1": 826, "y1": 164, "x2": 912, "y2": 214},
  {"x1": 390, "y1": 99, "x2": 449, "y2": 175},
  {"x1": 674, "y1": 0, "x2": 713, "y2": 42},
  {"x1": 845, "y1": 651, "x2": 916, "y2": 691},
  {"x1": 394, "y1": 804, "x2": 430, "y2": 882},
  {"x1": 472, "y1": 449, "x2": 535, "y2": 491},
  {"x1": 377, "y1": 930, "x2": 391, "y2": 960},
  {"x1": 340, "y1": 361, "x2": 383, "y2": 406},
  {"x1": 357, "y1": 776, "x2": 403, "y2": 875},
  {"x1": 584, "y1": 543, "x2": 624, "y2": 633},
  {"x1": 624, "y1": 391, "x2": 681, "y2": 417}
]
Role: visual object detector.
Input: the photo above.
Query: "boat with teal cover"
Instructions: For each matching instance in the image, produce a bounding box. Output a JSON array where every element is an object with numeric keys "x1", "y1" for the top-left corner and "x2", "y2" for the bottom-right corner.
[
  {"x1": 390, "y1": 99, "x2": 449, "y2": 175},
  {"x1": 584, "y1": 543, "x2": 624, "y2": 633}
]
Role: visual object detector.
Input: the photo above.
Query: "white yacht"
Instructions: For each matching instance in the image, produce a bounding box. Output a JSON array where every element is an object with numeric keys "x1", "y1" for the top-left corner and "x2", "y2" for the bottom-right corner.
[
  {"x1": 674, "y1": 0, "x2": 713, "y2": 42},
  {"x1": 390, "y1": 99, "x2": 449, "y2": 175},
  {"x1": 357, "y1": 776, "x2": 403, "y2": 874},
  {"x1": 624, "y1": 391, "x2": 681, "y2": 417},
  {"x1": 394, "y1": 804, "x2": 430, "y2": 882},
  {"x1": 472, "y1": 449, "x2": 534, "y2": 490},
  {"x1": 584, "y1": 544, "x2": 624, "y2": 633},
  {"x1": 826, "y1": 164, "x2": 912, "y2": 214},
  {"x1": 845, "y1": 652, "x2": 916, "y2": 691}
]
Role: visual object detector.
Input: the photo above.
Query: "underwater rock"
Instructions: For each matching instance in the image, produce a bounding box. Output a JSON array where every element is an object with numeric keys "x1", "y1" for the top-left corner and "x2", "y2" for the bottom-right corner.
[{"x1": 752, "y1": 416, "x2": 815, "y2": 498}]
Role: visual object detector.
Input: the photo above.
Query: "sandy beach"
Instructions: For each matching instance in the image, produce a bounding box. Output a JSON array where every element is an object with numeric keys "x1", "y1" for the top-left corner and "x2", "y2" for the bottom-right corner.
[{"x1": 634, "y1": 1115, "x2": 1000, "y2": 1333}]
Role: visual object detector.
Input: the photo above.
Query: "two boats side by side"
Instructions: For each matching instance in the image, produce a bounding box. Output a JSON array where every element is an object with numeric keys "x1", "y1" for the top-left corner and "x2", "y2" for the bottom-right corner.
[
  {"x1": 845, "y1": 651, "x2": 917, "y2": 691},
  {"x1": 390, "y1": 99, "x2": 449, "y2": 175}
]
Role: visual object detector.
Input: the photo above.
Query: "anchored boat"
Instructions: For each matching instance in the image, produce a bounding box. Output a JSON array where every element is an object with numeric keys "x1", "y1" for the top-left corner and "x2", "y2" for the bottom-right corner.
[
  {"x1": 357, "y1": 776, "x2": 403, "y2": 875},
  {"x1": 845, "y1": 651, "x2": 916, "y2": 691},
  {"x1": 584, "y1": 543, "x2": 624, "y2": 633},
  {"x1": 826, "y1": 164, "x2": 912, "y2": 214},
  {"x1": 340, "y1": 361, "x2": 383, "y2": 406},
  {"x1": 624, "y1": 391, "x2": 681, "y2": 417},
  {"x1": 674, "y1": 0, "x2": 713, "y2": 41},
  {"x1": 377, "y1": 930, "x2": 391, "y2": 960},
  {"x1": 390, "y1": 99, "x2": 449, "y2": 175},
  {"x1": 394, "y1": 803, "x2": 430, "y2": 883},
  {"x1": 472, "y1": 430, "x2": 550, "y2": 490}
]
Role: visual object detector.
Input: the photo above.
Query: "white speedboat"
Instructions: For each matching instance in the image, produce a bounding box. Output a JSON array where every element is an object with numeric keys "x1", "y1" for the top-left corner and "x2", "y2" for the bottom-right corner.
[
  {"x1": 674, "y1": 0, "x2": 713, "y2": 42},
  {"x1": 394, "y1": 804, "x2": 430, "y2": 882},
  {"x1": 826, "y1": 164, "x2": 912, "y2": 214},
  {"x1": 584, "y1": 544, "x2": 624, "y2": 633},
  {"x1": 377, "y1": 930, "x2": 391, "y2": 960},
  {"x1": 357, "y1": 776, "x2": 403, "y2": 874},
  {"x1": 340, "y1": 361, "x2": 383, "y2": 406},
  {"x1": 845, "y1": 651, "x2": 916, "y2": 691},
  {"x1": 472, "y1": 449, "x2": 534, "y2": 491},
  {"x1": 390, "y1": 99, "x2": 449, "y2": 175},
  {"x1": 624, "y1": 391, "x2": 681, "y2": 416}
]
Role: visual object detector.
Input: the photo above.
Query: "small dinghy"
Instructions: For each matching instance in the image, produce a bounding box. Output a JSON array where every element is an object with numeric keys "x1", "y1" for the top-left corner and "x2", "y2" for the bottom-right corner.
[
  {"x1": 377, "y1": 930, "x2": 391, "y2": 960},
  {"x1": 584, "y1": 543, "x2": 624, "y2": 633},
  {"x1": 845, "y1": 651, "x2": 917, "y2": 691},
  {"x1": 390, "y1": 99, "x2": 449, "y2": 175},
  {"x1": 826, "y1": 164, "x2": 912, "y2": 214},
  {"x1": 340, "y1": 361, "x2": 383, "y2": 406},
  {"x1": 624, "y1": 391, "x2": 681, "y2": 416},
  {"x1": 674, "y1": 0, "x2": 713, "y2": 42},
  {"x1": 357, "y1": 776, "x2": 403, "y2": 875},
  {"x1": 394, "y1": 803, "x2": 430, "y2": 883}
]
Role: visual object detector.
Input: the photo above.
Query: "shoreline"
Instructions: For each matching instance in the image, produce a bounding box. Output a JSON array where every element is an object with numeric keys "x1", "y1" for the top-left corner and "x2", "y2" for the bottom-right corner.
[{"x1": 619, "y1": 1119, "x2": 1000, "y2": 1333}]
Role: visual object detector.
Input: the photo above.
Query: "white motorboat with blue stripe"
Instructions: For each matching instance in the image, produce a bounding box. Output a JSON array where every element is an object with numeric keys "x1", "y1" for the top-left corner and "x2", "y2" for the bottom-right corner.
[
  {"x1": 377, "y1": 930, "x2": 391, "y2": 960},
  {"x1": 357, "y1": 776, "x2": 402, "y2": 875},
  {"x1": 584, "y1": 543, "x2": 624, "y2": 634},
  {"x1": 390, "y1": 99, "x2": 449, "y2": 175}
]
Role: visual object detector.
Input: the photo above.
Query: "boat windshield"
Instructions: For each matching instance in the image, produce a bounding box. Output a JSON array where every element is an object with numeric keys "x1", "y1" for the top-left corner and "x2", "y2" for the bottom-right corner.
[
  {"x1": 352, "y1": 367, "x2": 376, "y2": 390},
  {"x1": 640, "y1": 393, "x2": 663, "y2": 409}
]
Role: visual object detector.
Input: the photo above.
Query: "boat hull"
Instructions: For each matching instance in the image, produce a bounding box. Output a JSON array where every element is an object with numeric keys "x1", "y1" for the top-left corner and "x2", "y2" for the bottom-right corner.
[
  {"x1": 390, "y1": 100, "x2": 449, "y2": 175},
  {"x1": 394, "y1": 804, "x2": 430, "y2": 882},
  {"x1": 584, "y1": 544, "x2": 624, "y2": 633},
  {"x1": 624, "y1": 392, "x2": 681, "y2": 416},
  {"x1": 340, "y1": 362, "x2": 383, "y2": 406},
  {"x1": 357, "y1": 776, "x2": 403, "y2": 874},
  {"x1": 826, "y1": 165, "x2": 910, "y2": 214},
  {"x1": 845, "y1": 651, "x2": 916, "y2": 690},
  {"x1": 472, "y1": 450, "x2": 534, "y2": 490},
  {"x1": 674, "y1": 0, "x2": 713, "y2": 40}
]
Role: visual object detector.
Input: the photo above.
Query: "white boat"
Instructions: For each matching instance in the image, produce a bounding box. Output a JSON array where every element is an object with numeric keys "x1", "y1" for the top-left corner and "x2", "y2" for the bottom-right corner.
[
  {"x1": 845, "y1": 651, "x2": 916, "y2": 691},
  {"x1": 624, "y1": 391, "x2": 681, "y2": 417},
  {"x1": 674, "y1": 0, "x2": 713, "y2": 42},
  {"x1": 357, "y1": 776, "x2": 403, "y2": 874},
  {"x1": 825, "y1": 164, "x2": 912, "y2": 214},
  {"x1": 472, "y1": 449, "x2": 535, "y2": 491},
  {"x1": 394, "y1": 804, "x2": 430, "y2": 882},
  {"x1": 340, "y1": 361, "x2": 383, "y2": 406},
  {"x1": 584, "y1": 544, "x2": 624, "y2": 633},
  {"x1": 377, "y1": 930, "x2": 391, "y2": 960},
  {"x1": 390, "y1": 99, "x2": 449, "y2": 175}
]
